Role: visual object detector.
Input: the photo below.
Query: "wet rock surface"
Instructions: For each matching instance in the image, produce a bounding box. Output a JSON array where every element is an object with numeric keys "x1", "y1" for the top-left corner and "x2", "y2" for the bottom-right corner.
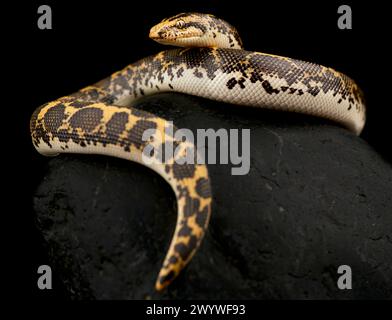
[{"x1": 33, "y1": 93, "x2": 392, "y2": 299}]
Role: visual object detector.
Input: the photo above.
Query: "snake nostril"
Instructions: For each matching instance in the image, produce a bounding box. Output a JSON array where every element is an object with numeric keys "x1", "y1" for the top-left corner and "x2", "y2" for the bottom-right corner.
[{"x1": 158, "y1": 30, "x2": 167, "y2": 38}]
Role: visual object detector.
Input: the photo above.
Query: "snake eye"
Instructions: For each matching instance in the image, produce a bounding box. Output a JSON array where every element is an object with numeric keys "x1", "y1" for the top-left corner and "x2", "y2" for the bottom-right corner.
[{"x1": 176, "y1": 20, "x2": 186, "y2": 29}]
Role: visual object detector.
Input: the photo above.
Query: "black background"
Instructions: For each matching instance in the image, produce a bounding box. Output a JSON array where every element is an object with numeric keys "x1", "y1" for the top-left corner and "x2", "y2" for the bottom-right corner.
[{"x1": 14, "y1": 0, "x2": 391, "y2": 300}]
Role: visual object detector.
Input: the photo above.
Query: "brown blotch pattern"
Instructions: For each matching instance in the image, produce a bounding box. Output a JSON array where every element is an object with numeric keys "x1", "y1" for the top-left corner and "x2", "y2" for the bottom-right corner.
[
  {"x1": 195, "y1": 177, "x2": 211, "y2": 198},
  {"x1": 69, "y1": 107, "x2": 103, "y2": 132},
  {"x1": 126, "y1": 119, "x2": 157, "y2": 149}
]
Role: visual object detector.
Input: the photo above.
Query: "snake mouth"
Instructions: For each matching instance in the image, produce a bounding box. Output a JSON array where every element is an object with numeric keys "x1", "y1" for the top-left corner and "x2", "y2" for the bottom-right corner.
[
  {"x1": 150, "y1": 34, "x2": 200, "y2": 41},
  {"x1": 149, "y1": 34, "x2": 203, "y2": 47}
]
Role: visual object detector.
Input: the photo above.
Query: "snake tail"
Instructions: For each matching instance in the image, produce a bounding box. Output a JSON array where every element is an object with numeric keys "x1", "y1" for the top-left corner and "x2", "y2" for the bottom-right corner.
[{"x1": 30, "y1": 98, "x2": 212, "y2": 291}]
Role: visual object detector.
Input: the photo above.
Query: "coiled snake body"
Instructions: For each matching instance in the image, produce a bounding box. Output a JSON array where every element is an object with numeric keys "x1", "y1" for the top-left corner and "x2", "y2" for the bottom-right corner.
[{"x1": 30, "y1": 13, "x2": 366, "y2": 291}]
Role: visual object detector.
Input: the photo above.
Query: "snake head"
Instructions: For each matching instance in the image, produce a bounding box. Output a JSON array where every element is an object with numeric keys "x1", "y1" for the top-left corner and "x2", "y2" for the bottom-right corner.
[{"x1": 149, "y1": 12, "x2": 243, "y2": 49}]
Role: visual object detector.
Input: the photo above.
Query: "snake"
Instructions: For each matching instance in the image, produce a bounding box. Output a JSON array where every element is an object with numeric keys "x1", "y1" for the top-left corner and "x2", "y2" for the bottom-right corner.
[{"x1": 30, "y1": 12, "x2": 366, "y2": 292}]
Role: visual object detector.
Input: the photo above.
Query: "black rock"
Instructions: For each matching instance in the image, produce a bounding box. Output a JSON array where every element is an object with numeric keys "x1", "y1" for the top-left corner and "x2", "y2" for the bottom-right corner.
[{"x1": 32, "y1": 93, "x2": 392, "y2": 299}]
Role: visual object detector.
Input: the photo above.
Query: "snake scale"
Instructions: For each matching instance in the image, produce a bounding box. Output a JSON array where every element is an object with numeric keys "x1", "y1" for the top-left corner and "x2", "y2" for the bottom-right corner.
[{"x1": 30, "y1": 13, "x2": 366, "y2": 291}]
